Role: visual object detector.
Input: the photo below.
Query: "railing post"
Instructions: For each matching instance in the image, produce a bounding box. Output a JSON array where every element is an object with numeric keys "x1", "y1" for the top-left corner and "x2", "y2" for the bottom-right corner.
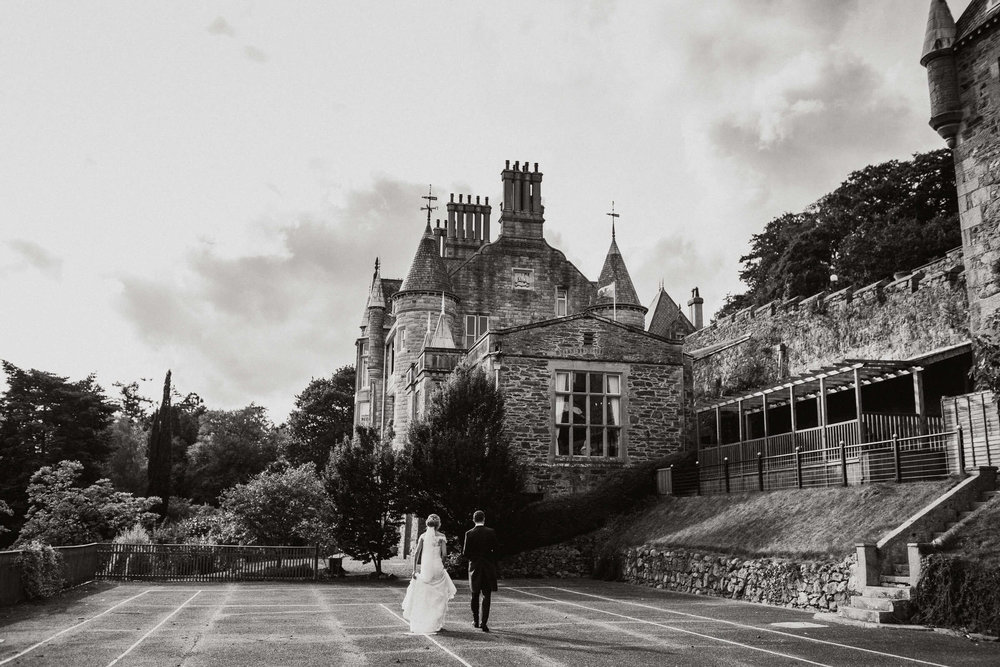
[
  {"x1": 795, "y1": 447, "x2": 803, "y2": 489},
  {"x1": 695, "y1": 460, "x2": 701, "y2": 496},
  {"x1": 724, "y1": 457, "x2": 730, "y2": 493},
  {"x1": 757, "y1": 452, "x2": 764, "y2": 492},
  {"x1": 893, "y1": 433, "x2": 902, "y2": 483},
  {"x1": 840, "y1": 440, "x2": 848, "y2": 487},
  {"x1": 314, "y1": 544, "x2": 319, "y2": 581},
  {"x1": 957, "y1": 426, "x2": 966, "y2": 473}
]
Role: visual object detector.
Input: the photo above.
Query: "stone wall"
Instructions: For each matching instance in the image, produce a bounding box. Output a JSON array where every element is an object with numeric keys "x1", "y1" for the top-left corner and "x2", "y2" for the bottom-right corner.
[
  {"x1": 621, "y1": 546, "x2": 858, "y2": 613},
  {"x1": 492, "y1": 315, "x2": 688, "y2": 496},
  {"x1": 685, "y1": 251, "x2": 968, "y2": 400},
  {"x1": 954, "y1": 6, "x2": 1000, "y2": 333}
]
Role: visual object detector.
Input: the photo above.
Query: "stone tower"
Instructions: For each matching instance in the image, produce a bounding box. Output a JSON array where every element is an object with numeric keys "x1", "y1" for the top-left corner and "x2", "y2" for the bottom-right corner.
[
  {"x1": 364, "y1": 259, "x2": 386, "y2": 426},
  {"x1": 922, "y1": 0, "x2": 1000, "y2": 333},
  {"x1": 389, "y1": 221, "x2": 459, "y2": 442}
]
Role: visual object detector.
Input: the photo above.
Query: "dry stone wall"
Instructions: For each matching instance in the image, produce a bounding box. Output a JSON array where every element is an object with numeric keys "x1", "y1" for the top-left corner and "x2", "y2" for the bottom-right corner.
[{"x1": 621, "y1": 546, "x2": 858, "y2": 613}]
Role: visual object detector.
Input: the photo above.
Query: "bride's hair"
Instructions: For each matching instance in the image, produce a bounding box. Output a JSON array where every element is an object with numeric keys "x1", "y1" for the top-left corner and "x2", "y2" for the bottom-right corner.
[{"x1": 425, "y1": 514, "x2": 441, "y2": 529}]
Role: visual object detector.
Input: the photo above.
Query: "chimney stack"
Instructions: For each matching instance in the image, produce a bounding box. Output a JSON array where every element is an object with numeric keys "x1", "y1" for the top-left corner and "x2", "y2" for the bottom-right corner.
[
  {"x1": 500, "y1": 159, "x2": 544, "y2": 238},
  {"x1": 688, "y1": 287, "x2": 704, "y2": 330}
]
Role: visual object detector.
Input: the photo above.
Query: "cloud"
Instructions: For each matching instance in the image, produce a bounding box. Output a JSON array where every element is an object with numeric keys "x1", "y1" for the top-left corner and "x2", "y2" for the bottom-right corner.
[
  {"x1": 634, "y1": 233, "x2": 728, "y2": 309},
  {"x1": 6, "y1": 239, "x2": 63, "y2": 278},
  {"x1": 116, "y1": 177, "x2": 429, "y2": 414},
  {"x1": 243, "y1": 46, "x2": 268, "y2": 63},
  {"x1": 207, "y1": 17, "x2": 235, "y2": 37}
]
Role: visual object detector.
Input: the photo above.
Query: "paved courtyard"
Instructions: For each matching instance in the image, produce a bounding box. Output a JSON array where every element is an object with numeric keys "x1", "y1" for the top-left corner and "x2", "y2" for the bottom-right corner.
[{"x1": 1, "y1": 578, "x2": 998, "y2": 666}]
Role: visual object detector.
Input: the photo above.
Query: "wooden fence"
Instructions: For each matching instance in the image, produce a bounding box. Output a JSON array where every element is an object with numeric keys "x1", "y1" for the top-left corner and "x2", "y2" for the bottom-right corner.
[
  {"x1": 96, "y1": 543, "x2": 320, "y2": 582},
  {"x1": 943, "y1": 391, "x2": 1000, "y2": 470}
]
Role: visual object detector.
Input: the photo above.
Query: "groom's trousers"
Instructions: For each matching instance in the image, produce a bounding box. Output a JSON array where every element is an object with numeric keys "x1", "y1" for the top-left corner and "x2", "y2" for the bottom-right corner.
[{"x1": 471, "y1": 589, "x2": 491, "y2": 625}]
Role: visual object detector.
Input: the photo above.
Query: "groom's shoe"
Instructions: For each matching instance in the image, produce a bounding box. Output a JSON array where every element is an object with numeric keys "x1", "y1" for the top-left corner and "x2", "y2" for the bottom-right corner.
[
  {"x1": 481, "y1": 625, "x2": 490, "y2": 633},
  {"x1": 473, "y1": 620, "x2": 479, "y2": 628}
]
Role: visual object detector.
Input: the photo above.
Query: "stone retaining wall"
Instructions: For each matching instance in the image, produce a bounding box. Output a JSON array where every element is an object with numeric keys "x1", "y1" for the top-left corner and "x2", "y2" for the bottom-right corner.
[{"x1": 621, "y1": 546, "x2": 859, "y2": 612}]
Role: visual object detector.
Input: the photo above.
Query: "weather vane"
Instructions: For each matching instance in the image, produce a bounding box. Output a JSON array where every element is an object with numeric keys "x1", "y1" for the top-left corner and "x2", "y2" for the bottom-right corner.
[
  {"x1": 421, "y1": 185, "x2": 438, "y2": 226},
  {"x1": 607, "y1": 201, "x2": 620, "y2": 238}
]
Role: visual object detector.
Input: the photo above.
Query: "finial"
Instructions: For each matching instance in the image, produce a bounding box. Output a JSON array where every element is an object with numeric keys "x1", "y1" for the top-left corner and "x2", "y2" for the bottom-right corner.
[
  {"x1": 606, "y1": 201, "x2": 620, "y2": 239},
  {"x1": 421, "y1": 185, "x2": 438, "y2": 226}
]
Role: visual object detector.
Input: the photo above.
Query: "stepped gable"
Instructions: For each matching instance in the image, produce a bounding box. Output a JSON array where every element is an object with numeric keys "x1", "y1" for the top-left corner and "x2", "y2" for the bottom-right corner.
[
  {"x1": 398, "y1": 222, "x2": 454, "y2": 295},
  {"x1": 594, "y1": 236, "x2": 642, "y2": 308}
]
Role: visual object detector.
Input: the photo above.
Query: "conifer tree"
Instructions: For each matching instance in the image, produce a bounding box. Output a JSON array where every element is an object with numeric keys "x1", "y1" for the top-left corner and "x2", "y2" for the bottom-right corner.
[{"x1": 146, "y1": 370, "x2": 172, "y2": 518}]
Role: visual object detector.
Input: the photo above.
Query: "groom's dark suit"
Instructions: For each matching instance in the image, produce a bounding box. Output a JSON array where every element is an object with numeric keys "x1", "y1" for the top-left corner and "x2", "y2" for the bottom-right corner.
[{"x1": 462, "y1": 524, "x2": 498, "y2": 627}]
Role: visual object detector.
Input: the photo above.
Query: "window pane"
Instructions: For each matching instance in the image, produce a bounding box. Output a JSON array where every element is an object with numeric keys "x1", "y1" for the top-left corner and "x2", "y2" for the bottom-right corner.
[
  {"x1": 607, "y1": 375, "x2": 621, "y2": 395},
  {"x1": 589, "y1": 373, "x2": 604, "y2": 394},
  {"x1": 589, "y1": 427, "x2": 605, "y2": 457},
  {"x1": 572, "y1": 426, "x2": 587, "y2": 455},
  {"x1": 589, "y1": 395, "x2": 604, "y2": 425},
  {"x1": 556, "y1": 396, "x2": 571, "y2": 424},
  {"x1": 555, "y1": 372, "x2": 570, "y2": 392},
  {"x1": 572, "y1": 372, "x2": 587, "y2": 393},
  {"x1": 607, "y1": 397, "x2": 620, "y2": 426},
  {"x1": 607, "y1": 428, "x2": 619, "y2": 458},
  {"x1": 479, "y1": 316, "x2": 488, "y2": 335},
  {"x1": 572, "y1": 395, "x2": 586, "y2": 423},
  {"x1": 556, "y1": 426, "x2": 570, "y2": 456}
]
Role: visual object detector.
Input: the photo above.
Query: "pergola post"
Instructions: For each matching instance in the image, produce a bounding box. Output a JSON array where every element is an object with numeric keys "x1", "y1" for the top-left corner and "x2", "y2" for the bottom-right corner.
[
  {"x1": 819, "y1": 376, "x2": 828, "y2": 449},
  {"x1": 738, "y1": 399, "x2": 745, "y2": 443},
  {"x1": 694, "y1": 410, "x2": 702, "y2": 448},
  {"x1": 715, "y1": 406, "x2": 722, "y2": 446},
  {"x1": 853, "y1": 367, "x2": 865, "y2": 443},
  {"x1": 789, "y1": 385, "x2": 798, "y2": 436},
  {"x1": 912, "y1": 368, "x2": 926, "y2": 434},
  {"x1": 762, "y1": 393, "x2": 770, "y2": 438}
]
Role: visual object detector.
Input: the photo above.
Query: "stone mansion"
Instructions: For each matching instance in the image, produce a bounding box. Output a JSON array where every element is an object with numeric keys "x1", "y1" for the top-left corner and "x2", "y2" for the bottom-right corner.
[{"x1": 353, "y1": 161, "x2": 696, "y2": 495}]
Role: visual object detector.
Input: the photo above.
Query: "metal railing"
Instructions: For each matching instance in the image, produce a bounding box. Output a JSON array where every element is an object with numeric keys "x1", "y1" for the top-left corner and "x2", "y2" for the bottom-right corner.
[
  {"x1": 96, "y1": 544, "x2": 320, "y2": 582},
  {"x1": 661, "y1": 429, "x2": 962, "y2": 497}
]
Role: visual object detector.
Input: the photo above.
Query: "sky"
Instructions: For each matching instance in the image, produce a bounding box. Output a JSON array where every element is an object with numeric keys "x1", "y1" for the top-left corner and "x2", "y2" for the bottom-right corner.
[{"x1": 0, "y1": 0, "x2": 974, "y2": 420}]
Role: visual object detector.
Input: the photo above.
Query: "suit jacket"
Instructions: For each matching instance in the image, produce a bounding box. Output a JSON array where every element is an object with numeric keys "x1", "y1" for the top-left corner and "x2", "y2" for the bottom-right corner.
[{"x1": 462, "y1": 525, "x2": 498, "y2": 592}]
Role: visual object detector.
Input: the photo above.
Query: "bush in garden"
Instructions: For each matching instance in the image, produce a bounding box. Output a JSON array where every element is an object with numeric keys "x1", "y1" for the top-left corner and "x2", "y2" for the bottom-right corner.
[{"x1": 16, "y1": 541, "x2": 64, "y2": 599}]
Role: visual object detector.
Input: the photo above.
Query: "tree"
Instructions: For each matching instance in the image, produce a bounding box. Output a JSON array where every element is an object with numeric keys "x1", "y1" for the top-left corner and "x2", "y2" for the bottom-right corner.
[
  {"x1": 323, "y1": 426, "x2": 403, "y2": 575},
  {"x1": 15, "y1": 460, "x2": 158, "y2": 547},
  {"x1": 169, "y1": 390, "x2": 206, "y2": 501},
  {"x1": 113, "y1": 379, "x2": 153, "y2": 427},
  {"x1": 103, "y1": 416, "x2": 147, "y2": 495},
  {"x1": 402, "y1": 364, "x2": 526, "y2": 544},
  {"x1": 286, "y1": 366, "x2": 356, "y2": 468},
  {"x1": 0, "y1": 361, "x2": 116, "y2": 541},
  {"x1": 186, "y1": 405, "x2": 281, "y2": 503},
  {"x1": 221, "y1": 462, "x2": 335, "y2": 551},
  {"x1": 147, "y1": 371, "x2": 172, "y2": 517},
  {"x1": 723, "y1": 149, "x2": 959, "y2": 316}
]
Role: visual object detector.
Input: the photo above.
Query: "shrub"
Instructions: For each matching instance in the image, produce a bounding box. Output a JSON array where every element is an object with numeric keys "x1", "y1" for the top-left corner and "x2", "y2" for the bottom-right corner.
[
  {"x1": 174, "y1": 505, "x2": 244, "y2": 545},
  {"x1": 114, "y1": 523, "x2": 152, "y2": 545},
  {"x1": 912, "y1": 554, "x2": 1000, "y2": 636},
  {"x1": 16, "y1": 541, "x2": 65, "y2": 599}
]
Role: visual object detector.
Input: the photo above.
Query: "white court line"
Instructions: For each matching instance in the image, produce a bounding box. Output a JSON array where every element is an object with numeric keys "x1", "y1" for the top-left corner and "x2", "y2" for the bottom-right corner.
[
  {"x1": 549, "y1": 587, "x2": 952, "y2": 667},
  {"x1": 106, "y1": 591, "x2": 201, "y2": 667},
  {"x1": 378, "y1": 604, "x2": 473, "y2": 667},
  {"x1": 508, "y1": 587, "x2": 834, "y2": 667},
  {"x1": 0, "y1": 589, "x2": 153, "y2": 666}
]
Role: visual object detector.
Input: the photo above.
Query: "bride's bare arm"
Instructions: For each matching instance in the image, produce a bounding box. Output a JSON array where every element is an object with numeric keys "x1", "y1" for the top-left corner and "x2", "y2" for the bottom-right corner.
[
  {"x1": 439, "y1": 534, "x2": 447, "y2": 559},
  {"x1": 412, "y1": 536, "x2": 423, "y2": 578}
]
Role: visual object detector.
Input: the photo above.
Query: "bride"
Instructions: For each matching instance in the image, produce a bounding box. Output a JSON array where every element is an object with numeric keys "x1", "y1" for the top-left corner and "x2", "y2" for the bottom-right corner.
[{"x1": 401, "y1": 513, "x2": 457, "y2": 634}]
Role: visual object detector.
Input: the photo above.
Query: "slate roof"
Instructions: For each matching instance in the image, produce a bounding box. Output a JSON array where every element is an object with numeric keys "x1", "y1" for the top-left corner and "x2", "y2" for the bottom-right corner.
[
  {"x1": 594, "y1": 237, "x2": 642, "y2": 307},
  {"x1": 957, "y1": 0, "x2": 998, "y2": 41},
  {"x1": 922, "y1": 0, "x2": 957, "y2": 61},
  {"x1": 647, "y1": 287, "x2": 695, "y2": 338},
  {"x1": 398, "y1": 223, "x2": 454, "y2": 295}
]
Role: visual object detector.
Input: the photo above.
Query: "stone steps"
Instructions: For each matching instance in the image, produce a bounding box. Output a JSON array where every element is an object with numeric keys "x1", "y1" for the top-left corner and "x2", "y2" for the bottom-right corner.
[{"x1": 841, "y1": 586, "x2": 913, "y2": 623}]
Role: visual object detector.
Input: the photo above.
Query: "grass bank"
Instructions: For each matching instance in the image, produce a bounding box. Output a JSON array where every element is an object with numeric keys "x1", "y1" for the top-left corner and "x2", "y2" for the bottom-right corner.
[{"x1": 607, "y1": 480, "x2": 957, "y2": 560}]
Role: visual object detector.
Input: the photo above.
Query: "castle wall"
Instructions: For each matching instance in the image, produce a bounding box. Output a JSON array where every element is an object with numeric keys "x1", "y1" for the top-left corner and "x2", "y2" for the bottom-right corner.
[
  {"x1": 953, "y1": 12, "x2": 1000, "y2": 332},
  {"x1": 685, "y1": 251, "x2": 968, "y2": 401},
  {"x1": 488, "y1": 317, "x2": 687, "y2": 496}
]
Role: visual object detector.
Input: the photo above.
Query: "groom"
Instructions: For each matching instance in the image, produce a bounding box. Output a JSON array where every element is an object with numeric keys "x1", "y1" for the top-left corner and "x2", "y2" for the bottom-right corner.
[{"x1": 462, "y1": 510, "x2": 498, "y2": 632}]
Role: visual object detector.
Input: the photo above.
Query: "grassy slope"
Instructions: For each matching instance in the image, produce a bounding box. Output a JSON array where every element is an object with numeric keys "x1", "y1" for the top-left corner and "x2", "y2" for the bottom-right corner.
[{"x1": 611, "y1": 480, "x2": 957, "y2": 560}]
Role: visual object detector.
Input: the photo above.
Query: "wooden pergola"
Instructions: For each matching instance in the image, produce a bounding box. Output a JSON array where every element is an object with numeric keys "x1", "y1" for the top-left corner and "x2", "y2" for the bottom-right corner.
[{"x1": 696, "y1": 359, "x2": 927, "y2": 448}]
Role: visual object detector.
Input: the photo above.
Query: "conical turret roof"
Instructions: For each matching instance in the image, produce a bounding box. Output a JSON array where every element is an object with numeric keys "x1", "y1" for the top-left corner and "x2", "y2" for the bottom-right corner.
[
  {"x1": 365, "y1": 258, "x2": 385, "y2": 309},
  {"x1": 398, "y1": 222, "x2": 454, "y2": 295},
  {"x1": 594, "y1": 236, "x2": 641, "y2": 307},
  {"x1": 921, "y1": 0, "x2": 957, "y2": 64}
]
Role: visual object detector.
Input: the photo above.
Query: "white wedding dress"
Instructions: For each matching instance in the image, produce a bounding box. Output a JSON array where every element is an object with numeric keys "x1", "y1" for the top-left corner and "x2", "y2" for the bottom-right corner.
[{"x1": 401, "y1": 528, "x2": 457, "y2": 634}]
